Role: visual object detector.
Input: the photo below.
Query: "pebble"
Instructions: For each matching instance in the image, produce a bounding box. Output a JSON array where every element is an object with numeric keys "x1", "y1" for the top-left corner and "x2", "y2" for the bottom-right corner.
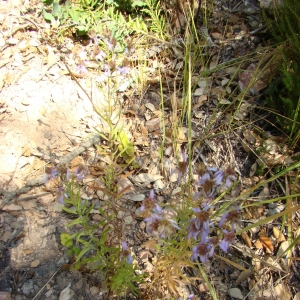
[
  {"x1": 21, "y1": 280, "x2": 36, "y2": 298},
  {"x1": 228, "y1": 288, "x2": 243, "y2": 299},
  {"x1": 139, "y1": 221, "x2": 146, "y2": 230}
]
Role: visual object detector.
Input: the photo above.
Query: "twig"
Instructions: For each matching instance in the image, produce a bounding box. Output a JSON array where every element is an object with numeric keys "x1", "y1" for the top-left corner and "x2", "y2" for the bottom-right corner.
[{"x1": 32, "y1": 267, "x2": 62, "y2": 300}]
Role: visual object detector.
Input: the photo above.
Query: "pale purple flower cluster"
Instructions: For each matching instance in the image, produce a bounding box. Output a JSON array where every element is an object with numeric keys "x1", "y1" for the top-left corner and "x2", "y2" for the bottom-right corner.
[
  {"x1": 44, "y1": 165, "x2": 89, "y2": 204},
  {"x1": 141, "y1": 190, "x2": 180, "y2": 239},
  {"x1": 184, "y1": 160, "x2": 239, "y2": 263},
  {"x1": 171, "y1": 152, "x2": 188, "y2": 184},
  {"x1": 121, "y1": 241, "x2": 133, "y2": 264}
]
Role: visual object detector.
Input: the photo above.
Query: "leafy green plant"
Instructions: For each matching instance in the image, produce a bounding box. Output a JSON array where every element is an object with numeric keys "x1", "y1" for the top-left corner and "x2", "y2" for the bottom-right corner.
[
  {"x1": 263, "y1": 0, "x2": 300, "y2": 147},
  {"x1": 141, "y1": 0, "x2": 166, "y2": 39},
  {"x1": 59, "y1": 174, "x2": 144, "y2": 297}
]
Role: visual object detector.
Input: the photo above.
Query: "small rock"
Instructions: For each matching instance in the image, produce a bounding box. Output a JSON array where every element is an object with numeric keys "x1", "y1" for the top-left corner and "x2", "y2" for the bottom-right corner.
[
  {"x1": 198, "y1": 283, "x2": 209, "y2": 292},
  {"x1": 19, "y1": 200, "x2": 37, "y2": 210},
  {"x1": 37, "y1": 194, "x2": 55, "y2": 206},
  {"x1": 124, "y1": 215, "x2": 133, "y2": 224},
  {"x1": 59, "y1": 284, "x2": 73, "y2": 300},
  {"x1": 2, "y1": 204, "x2": 22, "y2": 211},
  {"x1": 45, "y1": 288, "x2": 54, "y2": 297},
  {"x1": 10, "y1": 221, "x2": 23, "y2": 229},
  {"x1": 228, "y1": 288, "x2": 243, "y2": 299},
  {"x1": 139, "y1": 221, "x2": 146, "y2": 230},
  {"x1": 90, "y1": 286, "x2": 100, "y2": 297},
  {"x1": 1, "y1": 231, "x2": 13, "y2": 242},
  {"x1": 145, "y1": 118, "x2": 160, "y2": 132},
  {"x1": 144, "y1": 261, "x2": 154, "y2": 272},
  {"x1": 31, "y1": 260, "x2": 40, "y2": 268},
  {"x1": 145, "y1": 103, "x2": 155, "y2": 112},
  {"x1": 130, "y1": 194, "x2": 145, "y2": 202},
  {"x1": 21, "y1": 280, "x2": 36, "y2": 297}
]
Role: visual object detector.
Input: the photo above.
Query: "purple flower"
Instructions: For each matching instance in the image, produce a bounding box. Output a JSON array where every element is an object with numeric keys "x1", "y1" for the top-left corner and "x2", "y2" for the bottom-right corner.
[
  {"x1": 144, "y1": 214, "x2": 161, "y2": 235},
  {"x1": 66, "y1": 168, "x2": 71, "y2": 181},
  {"x1": 95, "y1": 50, "x2": 106, "y2": 61},
  {"x1": 215, "y1": 166, "x2": 237, "y2": 188},
  {"x1": 44, "y1": 167, "x2": 59, "y2": 183},
  {"x1": 57, "y1": 185, "x2": 68, "y2": 204},
  {"x1": 198, "y1": 172, "x2": 216, "y2": 197},
  {"x1": 191, "y1": 207, "x2": 210, "y2": 232},
  {"x1": 157, "y1": 218, "x2": 180, "y2": 239},
  {"x1": 124, "y1": 46, "x2": 135, "y2": 56},
  {"x1": 93, "y1": 35, "x2": 99, "y2": 45},
  {"x1": 105, "y1": 37, "x2": 117, "y2": 52},
  {"x1": 121, "y1": 241, "x2": 133, "y2": 264},
  {"x1": 74, "y1": 165, "x2": 89, "y2": 180},
  {"x1": 219, "y1": 230, "x2": 235, "y2": 253},
  {"x1": 144, "y1": 213, "x2": 180, "y2": 238},
  {"x1": 179, "y1": 295, "x2": 194, "y2": 300},
  {"x1": 140, "y1": 190, "x2": 162, "y2": 214},
  {"x1": 191, "y1": 241, "x2": 213, "y2": 263},
  {"x1": 186, "y1": 220, "x2": 200, "y2": 240},
  {"x1": 76, "y1": 62, "x2": 88, "y2": 77},
  {"x1": 214, "y1": 170, "x2": 224, "y2": 185},
  {"x1": 117, "y1": 66, "x2": 130, "y2": 75},
  {"x1": 219, "y1": 207, "x2": 241, "y2": 228},
  {"x1": 171, "y1": 152, "x2": 188, "y2": 184}
]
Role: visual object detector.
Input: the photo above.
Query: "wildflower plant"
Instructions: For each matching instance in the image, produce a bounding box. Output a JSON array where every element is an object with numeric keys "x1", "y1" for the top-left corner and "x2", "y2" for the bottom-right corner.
[{"x1": 49, "y1": 34, "x2": 147, "y2": 298}]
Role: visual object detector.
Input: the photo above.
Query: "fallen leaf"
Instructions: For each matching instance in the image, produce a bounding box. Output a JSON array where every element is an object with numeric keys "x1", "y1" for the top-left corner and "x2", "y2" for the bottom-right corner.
[
  {"x1": 241, "y1": 232, "x2": 252, "y2": 248},
  {"x1": 254, "y1": 239, "x2": 263, "y2": 249},
  {"x1": 274, "y1": 283, "x2": 291, "y2": 300},
  {"x1": 47, "y1": 45, "x2": 58, "y2": 65},
  {"x1": 21, "y1": 145, "x2": 31, "y2": 157},
  {"x1": 236, "y1": 269, "x2": 253, "y2": 285},
  {"x1": 69, "y1": 157, "x2": 84, "y2": 168},
  {"x1": 273, "y1": 227, "x2": 286, "y2": 242},
  {"x1": 145, "y1": 102, "x2": 155, "y2": 112},
  {"x1": 259, "y1": 230, "x2": 274, "y2": 253},
  {"x1": 140, "y1": 124, "x2": 148, "y2": 139},
  {"x1": 228, "y1": 14, "x2": 240, "y2": 24},
  {"x1": 277, "y1": 241, "x2": 290, "y2": 258},
  {"x1": 249, "y1": 279, "x2": 256, "y2": 290},
  {"x1": 134, "y1": 173, "x2": 163, "y2": 185},
  {"x1": 293, "y1": 292, "x2": 300, "y2": 300},
  {"x1": 141, "y1": 239, "x2": 157, "y2": 250},
  {"x1": 198, "y1": 282, "x2": 209, "y2": 292},
  {"x1": 130, "y1": 194, "x2": 145, "y2": 201}
]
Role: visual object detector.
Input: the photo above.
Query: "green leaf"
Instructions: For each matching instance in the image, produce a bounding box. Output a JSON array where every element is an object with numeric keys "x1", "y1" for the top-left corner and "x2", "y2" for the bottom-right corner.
[
  {"x1": 132, "y1": 0, "x2": 146, "y2": 7},
  {"x1": 73, "y1": 246, "x2": 81, "y2": 255},
  {"x1": 52, "y1": 1, "x2": 61, "y2": 17},
  {"x1": 76, "y1": 246, "x2": 92, "y2": 262},
  {"x1": 42, "y1": 0, "x2": 54, "y2": 4},
  {"x1": 67, "y1": 217, "x2": 85, "y2": 227},
  {"x1": 60, "y1": 233, "x2": 73, "y2": 248},
  {"x1": 77, "y1": 25, "x2": 89, "y2": 35},
  {"x1": 42, "y1": 9, "x2": 54, "y2": 21},
  {"x1": 62, "y1": 206, "x2": 78, "y2": 215},
  {"x1": 125, "y1": 142, "x2": 134, "y2": 156}
]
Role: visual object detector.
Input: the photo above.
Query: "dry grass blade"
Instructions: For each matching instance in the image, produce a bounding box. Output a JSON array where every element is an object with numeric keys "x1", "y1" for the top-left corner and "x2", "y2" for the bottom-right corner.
[{"x1": 214, "y1": 254, "x2": 247, "y2": 271}]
